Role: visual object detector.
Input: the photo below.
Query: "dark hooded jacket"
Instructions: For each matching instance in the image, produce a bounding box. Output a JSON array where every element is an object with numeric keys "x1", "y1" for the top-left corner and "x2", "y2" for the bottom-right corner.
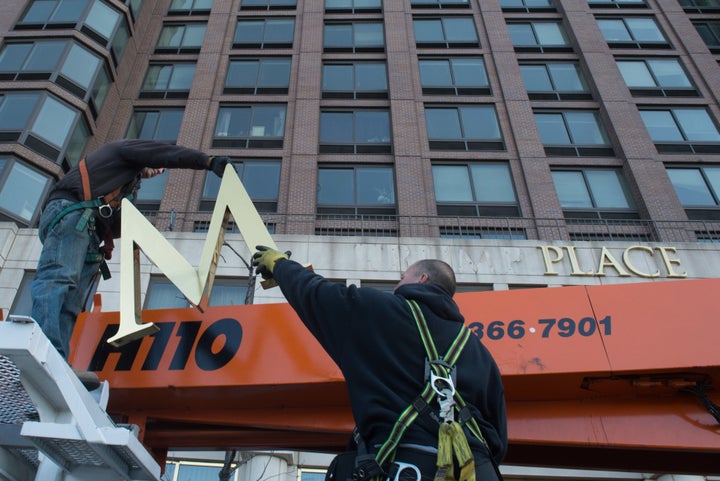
[
  {"x1": 48, "y1": 139, "x2": 210, "y2": 238},
  {"x1": 273, "y1": 259, "x2": 508, "y2": 465}
]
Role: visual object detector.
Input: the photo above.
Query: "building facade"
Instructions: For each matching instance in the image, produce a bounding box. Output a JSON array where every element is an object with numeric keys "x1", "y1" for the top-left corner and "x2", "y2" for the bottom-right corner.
[{"x1": 1, "y1": 0, "x2": 720, "y2": 479}]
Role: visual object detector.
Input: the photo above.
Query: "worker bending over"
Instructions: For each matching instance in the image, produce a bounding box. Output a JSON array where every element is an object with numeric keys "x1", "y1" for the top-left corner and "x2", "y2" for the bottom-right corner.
[{"x1": 31, "y1": 139, "x2": 231, "y2": 389}]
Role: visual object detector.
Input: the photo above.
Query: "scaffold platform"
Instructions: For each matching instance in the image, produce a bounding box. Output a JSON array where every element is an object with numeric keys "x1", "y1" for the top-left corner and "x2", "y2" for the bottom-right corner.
[{"x1": 0, "y1": 316, "x2": 160, "y2": 481}]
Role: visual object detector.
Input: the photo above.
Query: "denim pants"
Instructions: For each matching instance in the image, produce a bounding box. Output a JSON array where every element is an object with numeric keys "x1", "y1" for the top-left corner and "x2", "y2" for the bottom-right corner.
[{"x1": 31, "y1": 199, "x2": 102, "y2": 361}]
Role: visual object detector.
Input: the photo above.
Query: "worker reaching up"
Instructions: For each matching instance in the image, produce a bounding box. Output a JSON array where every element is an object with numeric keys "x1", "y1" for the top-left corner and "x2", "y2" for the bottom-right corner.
[
  {"x1": 31, "y1": 139, "x2": 233, "y2": 389},
  {"x1": 252, "y1": 246, "x2": 507, "y2": 481}
]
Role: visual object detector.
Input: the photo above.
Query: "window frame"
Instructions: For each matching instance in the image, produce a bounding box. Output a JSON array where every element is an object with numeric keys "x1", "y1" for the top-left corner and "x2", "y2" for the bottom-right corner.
[
  {"x1": 519, "y1": 61, "x2": 592, "y2": 100},
  {"x1": 233, "y1": 18, "x2": 295, "y2": 49},
  {"x1": 0, "y1": 156, "x2": 53, "y2": 226},
  {"x1": 507, "y1": 21, "x2": 572, "y2": 53},
  {"x1": 139, "y1": 62, "x2": 197, "y2": 99},
  {"x1": 551, "y1": 167, "x2": 638, "y2": 220},
  {"x1": 616, "y1": 57, "x2": 698, "y2": 97},
  {"x1": 155, "y1": 22, "x2": 207, "y2": 54},
  {"x1": 678, "y1": 0, "x2": 720, "y2": 13},
  {"x1": 587, "y1": 0, "x2": 648, "y2": 9},
  {"x1": 323, "y1": 22, "x2": 386, "y2": 53},
  {"x1": 410, "y1": 0, "x2": 472, "y2": 9},
  {"x1": 432, "y1": 162, "x2": 521, "y2": 217},
  {"x1": 126, "y1": 108, "x2": 185, "y2": 143},
  {"x1": 321, "y1": 61, "x2": 389, "y2": 99},
  {"x1": 325, "y1": 0, "x2": 382, "y2": 13},
  {"x1": 693, "y1": 21, "x2": 720, "y2": 52},
  {"x1": 316, "y1": 165, "x2": 397, "y2": 215},
  {"x1": 239, "y1": 0, "x2": 297, "y2": 11},
  {"x1": 224, "y1": 57, "x2": 292, "y2": 95},
  {"x1": 413, "y1": 16, "x2": 481, "y2": 49},
  {"x1": 319, "y1": 109, "x2": 393, "y2": 154},
  {"x1": 424, "y1": 105, "x2": 505, "y2": 151},
  {"x1": 167, "y1": 0, "x2": 213, "y2": 15},
  {"x1": 596, "y1": 16, "x2": 671, "y2": 49},
  {"x1": 639, "y1": 107, "x2": 720, "y2": 154},
  {"x1": 200, "y1": 158, "x2": 282, "y2": 212},
  {"x1": 534, "y1": 110, "x2": 614, "y2": 157},
  {"x1": 418, "y1": 57, "x2": 490, "y2": 96},
  {"x1": 0, "y1": 91, "x2": 89, "y2": 170},
  {"x1": 144, "y1": 276, "x2": 250, "y2": 310},
  {"x1": 499, "y1": 0, "x2": 555, "y2": 13},
  {"x1": 213, "y1": 104, "x2": 287, "y2": 149}
]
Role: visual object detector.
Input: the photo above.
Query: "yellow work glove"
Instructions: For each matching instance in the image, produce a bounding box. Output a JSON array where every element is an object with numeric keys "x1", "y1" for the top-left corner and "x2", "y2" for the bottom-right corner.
[{"x1": 252, "y1": 245, "x2": 290, "y2": 280}]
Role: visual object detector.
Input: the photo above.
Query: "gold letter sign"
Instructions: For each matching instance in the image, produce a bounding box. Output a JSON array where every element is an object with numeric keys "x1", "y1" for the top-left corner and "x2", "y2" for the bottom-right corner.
[{"x1": 108, "y1": 164, "x2": 277, "y2": 347}]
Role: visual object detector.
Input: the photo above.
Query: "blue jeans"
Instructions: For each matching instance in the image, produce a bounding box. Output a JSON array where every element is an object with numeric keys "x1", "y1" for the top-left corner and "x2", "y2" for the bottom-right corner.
[{"x1": 31, "y1": 199, "x2": 102, "y2": 361}]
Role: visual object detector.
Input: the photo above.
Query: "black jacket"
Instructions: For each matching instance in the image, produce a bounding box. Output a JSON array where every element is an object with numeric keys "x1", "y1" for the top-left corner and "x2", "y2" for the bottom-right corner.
[
  {"x1": 48, "y1": 139, "x2": 210, "y2": 237},
  {"x1": 273, "y1": 259, "x2": 508, "y2": 464}
]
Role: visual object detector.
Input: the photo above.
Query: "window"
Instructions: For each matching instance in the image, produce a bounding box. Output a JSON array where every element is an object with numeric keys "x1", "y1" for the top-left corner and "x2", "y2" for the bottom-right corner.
[
  {"x1": 126, "y1": 109, "x2": 184, "y2": 142},
  {"x1": 668, "y1": 166, "x2": 720, "y2": 220},
  {"x1": 519, "y1": 62, "x2": 591, "y2": 100},
  {"x1": 134, "y1": 170, "x2": 168, "y2": 212},
  {"x1": 534, "y1": 111, "x2": 613, "y2": 156},
  {"x1": 639, "y1": 108, "x2": 720, "y2": 154},
  {"x1": 156, "y1": 23, "x2": 206, "y2": 53},
  {"x1": 0, "y1": 91, "x2": 88, "y2": 169},
  {"x1": 507, "y1": 22, "x2": 571, "y2": 52},
  {"x1": 0, "y1": 156, "x2": 52, "y2": 226},
  {"x1": 225, "y1": 58, "x2": 291, "y2": 94},
  {"x1": 324, "y1": 22, "x2": 385, "y2": 52},
  {"x1": 499, "y1": 0, "x2": 555, "y2": 13},
  {"x1": 552, "y1": 168, "x2": 637, "y2": 219},
  {"x1": 587, "y1": 0, "x2": 647, "y2": 8},
  {"x1": 678, "y1": 0, "x2": 720, "y2": 13},
  {"x1": 320, "y1": 110, "x2": 392, "y2": 153},
  {"x1": 432, "y1": 163, "x2": 520, "y2": 217},
  {"x1": 16, "y1": 0, "x2": 130, "y2": 63},
  {"x1": 419, "y1": 57, "x2": 490, "y2": 95},
  {"x1": 597, "y1": 17, "x2": 670, "y2": 49},
  {"x1": 411, "y1": 0, "x2": 471, "y2": 8},
  {"x1": 0, "y1": 39, "x2": 112, "y2": 115},
  {"x1": 168, "y1": 0, "x2": 212, "y2": 15},
  {"x1": 317, "y1": 166, "x2": 396, "y2": 215},
  {"x1": 322, "y1": 62, "x2": 388, "y2": 99},
  {"x1": 694, "y1": 21, "x2": 720, "y2": 52},
  {"x1": 413, "y1": 17, "x2": 480, "y2": 48},
  {"x1": 201, "y1": 158, "x2": 281, "y2": 211},
  {"x1": 425, "y1": 106, "x2": 504, "y2": 151},
  {"x1": 234, "y1": 18, "x2": 295, "y2": 48},
  {"x1": 325, "y1": 0, "x2": 382, "y2": 13},
  {"x1": 145, "y1": 276, "x2": 250, "y2": 309},
  {"x1": 616, "y1": 58, "x2": 697, "y2": 97},
  {"x1": 140, "y1": 63, "x2": 196, "y2": 99},
  {"x1": 240, "y1": 0, "x2": 297, "y2": 10},
  {"x1": 213, "y1": 105, "x2": 286, "y2": 148}
]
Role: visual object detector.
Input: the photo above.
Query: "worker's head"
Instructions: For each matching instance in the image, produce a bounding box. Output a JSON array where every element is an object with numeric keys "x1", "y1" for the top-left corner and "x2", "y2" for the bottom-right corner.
[{"x1": 394, "y1": 259, "x2": 457, "y2": 296}]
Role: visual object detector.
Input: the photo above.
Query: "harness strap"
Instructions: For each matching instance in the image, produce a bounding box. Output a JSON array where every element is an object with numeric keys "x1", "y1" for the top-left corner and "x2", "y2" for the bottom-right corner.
[
  {"x1": 372, "y1": 300, "x2": 474, "y2": 471},
  {"x1": 78, "y1": 158, "x2": 124, "y2": 208}
]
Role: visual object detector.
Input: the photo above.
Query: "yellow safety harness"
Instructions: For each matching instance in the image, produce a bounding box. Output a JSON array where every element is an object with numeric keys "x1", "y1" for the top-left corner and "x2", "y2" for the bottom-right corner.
[{"x1": 362, "y1": 299, "x2": 488, "y2": 481}]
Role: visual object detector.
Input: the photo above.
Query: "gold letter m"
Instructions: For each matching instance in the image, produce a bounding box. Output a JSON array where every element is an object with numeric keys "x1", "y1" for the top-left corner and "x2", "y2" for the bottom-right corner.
[{"x1": 107, "y1": 164, "x2": 276, "y2": 347}]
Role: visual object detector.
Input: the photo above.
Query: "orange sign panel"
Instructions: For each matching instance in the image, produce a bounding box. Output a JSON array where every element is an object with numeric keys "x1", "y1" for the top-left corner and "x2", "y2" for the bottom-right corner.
[{"x1": 71, "y1": 278, "x2": 720, "y2": 473}]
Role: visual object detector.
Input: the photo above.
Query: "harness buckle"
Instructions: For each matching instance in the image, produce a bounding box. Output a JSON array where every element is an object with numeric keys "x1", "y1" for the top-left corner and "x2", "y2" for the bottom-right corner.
[
  {"x1": 98, "y1": 203, "x2": 113, "y2": 218},
  {"x1": 431, "y1": 372, "x2": 456, "y2": 423}
]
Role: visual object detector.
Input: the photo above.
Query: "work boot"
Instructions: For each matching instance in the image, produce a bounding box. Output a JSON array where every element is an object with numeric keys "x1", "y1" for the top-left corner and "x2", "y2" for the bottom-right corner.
[{"x1": 72, "y1": 368, "x2": 101, "y2": 391}]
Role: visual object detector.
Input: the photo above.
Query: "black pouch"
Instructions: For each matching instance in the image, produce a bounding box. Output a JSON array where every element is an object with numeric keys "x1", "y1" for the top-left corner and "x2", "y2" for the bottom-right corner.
[{"x1": 325, "y1": 451, "x2": 358, "y2": 481}]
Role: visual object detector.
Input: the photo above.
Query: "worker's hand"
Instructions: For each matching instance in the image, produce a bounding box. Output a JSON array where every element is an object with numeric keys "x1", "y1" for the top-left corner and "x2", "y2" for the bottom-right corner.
[
  {"x1": 141, "y1": 167, "x2": 166, "y2": 179},
  {"x1": 208, "y1": 156, "x2": 234, "y2": 178},
  {"x1": 252, "y1": 245, "x2": 291, "y2": 280}
]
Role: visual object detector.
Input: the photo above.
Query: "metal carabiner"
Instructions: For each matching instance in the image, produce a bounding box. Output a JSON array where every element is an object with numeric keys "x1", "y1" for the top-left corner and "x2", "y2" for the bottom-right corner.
[
  {"x1": 431, "y1": 371, "x2": 456, "y2": 422},
  {"x1": 98, "y1": 204, "x2": 113, "y2": 218},
  {"x1": 391, "y1": 462, "x2": 421, "y2": 481}
]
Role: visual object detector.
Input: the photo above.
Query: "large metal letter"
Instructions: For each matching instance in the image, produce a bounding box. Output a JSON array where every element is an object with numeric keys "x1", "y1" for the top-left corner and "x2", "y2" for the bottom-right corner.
[{"x1": 108, "y1": 164, "x2": 277, "y2": 347}]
